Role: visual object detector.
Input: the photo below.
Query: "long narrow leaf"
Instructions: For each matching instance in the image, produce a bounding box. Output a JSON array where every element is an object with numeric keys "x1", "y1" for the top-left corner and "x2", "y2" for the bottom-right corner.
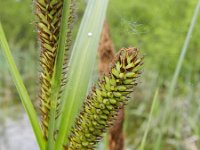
[
  {"x1": 139, "y1": 89, "x2": 158, "y2": 150},
  {"x1": 55, "y1": 0, "x2": 109, "y2": 149},
  {"x1": 0, "y1": 23, "x2": 46, "y2": 150},
  {"x1": 47, "y1": 0, "x2": 74, "y2": 149},
  {"x1": 155, "y1": 0, "x2": 200, "y2": 149}
]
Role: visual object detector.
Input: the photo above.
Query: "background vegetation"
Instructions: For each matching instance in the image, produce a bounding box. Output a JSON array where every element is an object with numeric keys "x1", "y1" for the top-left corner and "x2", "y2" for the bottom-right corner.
[{"x1": 1, "y1": 0, "x2": 200, "y2": 149}]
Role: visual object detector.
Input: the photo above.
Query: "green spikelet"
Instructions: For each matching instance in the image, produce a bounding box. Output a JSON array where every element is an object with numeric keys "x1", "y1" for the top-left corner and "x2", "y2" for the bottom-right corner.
[
  {"x1": 34, "y1": 0, "x2": 63, "y2": 139},
  {"x1": 67, "y1": 47, "x2": 143, "y2": 149}
]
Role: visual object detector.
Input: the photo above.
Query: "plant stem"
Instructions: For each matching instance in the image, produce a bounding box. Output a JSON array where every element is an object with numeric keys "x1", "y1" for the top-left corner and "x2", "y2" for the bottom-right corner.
[
  {"x1": 155, "y1": 0, "x2": 200, "y2": 149},
  {"x1": 47, "y1": 0, "x2": 71, "y2": 149},
  {"x1": 139, "y1": 89, "x2": 158, "y2": 150},
  {"x1": 0, "y1": 23, "x2": 46, "y2": 150}
]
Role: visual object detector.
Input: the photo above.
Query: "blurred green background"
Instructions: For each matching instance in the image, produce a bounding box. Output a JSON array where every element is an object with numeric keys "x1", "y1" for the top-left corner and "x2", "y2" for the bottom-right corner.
[{"x1": 0, "y1": 0, "x2": 200, "y2": 149}]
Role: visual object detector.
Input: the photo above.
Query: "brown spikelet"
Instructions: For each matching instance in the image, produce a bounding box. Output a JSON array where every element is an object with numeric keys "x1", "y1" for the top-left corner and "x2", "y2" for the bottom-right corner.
[
  {"x1": 34, "y1": 0, "x2": 63, "y2": 139},
  {"x1": 98, "y1": 21, "x2": 115, "y2": 75},
  {"x1": 99, "y1": 21, "x2": 125, "y2": 150}
]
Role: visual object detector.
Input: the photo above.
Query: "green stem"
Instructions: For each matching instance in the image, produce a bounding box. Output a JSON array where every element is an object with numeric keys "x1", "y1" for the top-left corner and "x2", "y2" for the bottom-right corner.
[
  {"x1": 0, "y1": 23, "x2": 46, "y2": 150},
  {"x1": 47, "y1": 0, "x2": 71, "y2": 149},
  {"x1": 155, "y1": 0, "x2": 200, "y2": 149},
  {"x1": 139, "y1": 89, "x2": 158, "y2": 150}
]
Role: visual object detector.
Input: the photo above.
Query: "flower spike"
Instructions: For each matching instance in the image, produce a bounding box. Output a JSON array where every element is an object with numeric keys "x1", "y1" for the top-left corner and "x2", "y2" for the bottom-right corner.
[{"x1": 67, "y1": 47, "x2": 143, "y2": 149}]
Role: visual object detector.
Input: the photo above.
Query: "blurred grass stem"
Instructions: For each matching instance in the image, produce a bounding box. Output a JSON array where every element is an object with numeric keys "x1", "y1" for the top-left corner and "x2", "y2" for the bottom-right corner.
[
  {"x1": 156, "y1": 0, "x2": 200, "y2": 149},
  {"x1": 0, "y1": 23, "x2": 46, "y2": 150}
]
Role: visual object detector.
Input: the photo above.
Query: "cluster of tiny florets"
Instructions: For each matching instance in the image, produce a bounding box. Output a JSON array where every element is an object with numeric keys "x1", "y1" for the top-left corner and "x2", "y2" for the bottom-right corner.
[
  {"x1": 67, "y1": 47, "x2": 143, "y2": 150},
  {"x1": 35, "y1": 0, "x2": 63, "y2": 139}
]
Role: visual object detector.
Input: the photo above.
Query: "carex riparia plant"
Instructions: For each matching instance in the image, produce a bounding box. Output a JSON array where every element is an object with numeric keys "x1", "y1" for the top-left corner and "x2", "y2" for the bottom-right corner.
[{"x1": 0, "y1": 0, "x2": 143, "y2": 150}]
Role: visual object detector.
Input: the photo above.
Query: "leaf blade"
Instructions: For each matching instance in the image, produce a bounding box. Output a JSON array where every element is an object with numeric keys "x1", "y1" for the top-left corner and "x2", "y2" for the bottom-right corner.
[
  {"x1": 55, "y1": 0, "x2": 109, "y2": 149},
  {"x1": 0, "y1": 23, "x2": 46, "y2": 150},
  {"x1": 47, "y1": 0, "x2": 75, "y2": 149}
]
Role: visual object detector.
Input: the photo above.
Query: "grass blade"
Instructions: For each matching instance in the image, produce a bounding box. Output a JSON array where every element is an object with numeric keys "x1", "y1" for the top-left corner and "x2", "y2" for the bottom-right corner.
[
  {"x1": 155, "y1": 0, "x2": 200, "y2": 149},
  {"x1": 139, "y1": 89, "x2": 158, "y2": 150},
  {"x1": 0, "y1": 23, "x2": 46, "y2": 150},
  {"x1": 55, "y1": 0, "x2": 109, "y2": 149},
  {"x1": 47, "y1": 0, "x2": 74, "y2": 149}
]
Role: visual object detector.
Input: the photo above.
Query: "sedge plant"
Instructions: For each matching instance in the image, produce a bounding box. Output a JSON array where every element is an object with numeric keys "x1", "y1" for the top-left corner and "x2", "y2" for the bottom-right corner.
[{"x1": 0, "y1": 0, "x2": 143, "y2": 149}]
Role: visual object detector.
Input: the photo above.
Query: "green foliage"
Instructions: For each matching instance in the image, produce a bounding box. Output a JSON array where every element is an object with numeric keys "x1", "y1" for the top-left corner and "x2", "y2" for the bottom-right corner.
[
  {"x1": 139, "y1": 89, "x2": 158, "y2": 150},
  {"x1": 0, "y1": 0, "x2": 35, "y2": 48},
  {"x1": 1, "y1": 0, "x2": 200, "y2": 82},
  {"x1": 156, "y1": 1, "x2": 200, "y2": 148},
  {"x1": 0, "y1": 23, "x2": 46, "y2": 150},
  {"x1": 107, "y1": 0, "x2": 200, "y2": 81},
  {"x1": 55, "y1": 1, "x2": 109, "y2": 149},
  {"x1": 1, "y1": 0, "x2": 119, "y2": 150},
  {"x1": 1, "y1": 0, "x2": 200, "y2": 150}
]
